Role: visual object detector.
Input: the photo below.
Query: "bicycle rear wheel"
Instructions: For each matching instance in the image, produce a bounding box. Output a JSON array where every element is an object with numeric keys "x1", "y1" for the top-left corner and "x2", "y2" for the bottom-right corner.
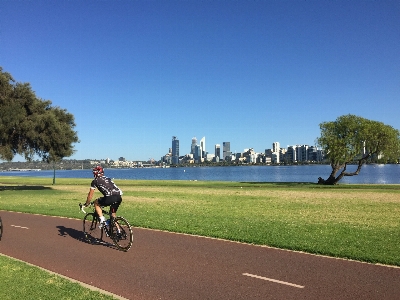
[
  {"x1": 111, "y1": 216, "x2": 133, "y2": 251},
  {"x1": 83, "y1": 213, "x2": 103, "y2": 244},
  {"x1": 0, "y1": 216, "x2": 3, "y2": 241}
]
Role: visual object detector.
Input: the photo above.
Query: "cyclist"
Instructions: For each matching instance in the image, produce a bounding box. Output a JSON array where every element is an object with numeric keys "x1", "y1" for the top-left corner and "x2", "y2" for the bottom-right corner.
[{"x1": 83, "y1": 166, "x2": 123, "y2": 228}]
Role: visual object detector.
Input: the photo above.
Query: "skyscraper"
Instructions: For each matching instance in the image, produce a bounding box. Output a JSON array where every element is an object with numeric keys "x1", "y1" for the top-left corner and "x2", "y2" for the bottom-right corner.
[
  {"x1": 223, "y1": 142, "x2": 231, "y2": 160},
  {"x1": 272, "y1": 142, "x2": 280, "y2": 153},
  {"x1": 215, "y1": 144, "x2": 220, "y2": 160},
  {"x1": 200, "y1": 137, "x2": 206, "y2": 159},
  {"x1": 191, "y1": 137, "x2": 197, "y2": 155},
  {"x1": 194, "y1": 145, "x2": 202, "y2": 162},
  {"x1": 172, "y1": 136, "x2": 179, "y2": 164},
  {"x1": 272, "y1": 142, "x2": 280, "y2": 164}
]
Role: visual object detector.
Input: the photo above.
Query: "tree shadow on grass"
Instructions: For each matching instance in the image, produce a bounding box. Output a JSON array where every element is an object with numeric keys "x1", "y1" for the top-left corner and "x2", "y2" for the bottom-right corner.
[
  {"x1": 0, "y1": 185, "x2": 53, "y2": 191},
  {"x1": 56, "y1": 225, "x2": 117, "y2": 250}
]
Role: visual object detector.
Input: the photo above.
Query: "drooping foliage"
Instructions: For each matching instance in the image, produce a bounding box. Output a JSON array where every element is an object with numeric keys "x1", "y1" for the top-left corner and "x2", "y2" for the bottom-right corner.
[
  {"x1": 0, "y1": 67, "x2": 79, "y2": 162},
  {"x1": 316, "y1": 114, "x2": 400, "y2": 184}
]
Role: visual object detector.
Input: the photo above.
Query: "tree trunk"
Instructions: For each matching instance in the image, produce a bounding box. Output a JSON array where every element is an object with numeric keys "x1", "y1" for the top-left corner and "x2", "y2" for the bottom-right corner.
[
  {"x1": 318, "y1": 158, "x2": 366, "y2": 185},
  {"x1": 318, "y1": 164, "x2": 344, "y2": 185}
]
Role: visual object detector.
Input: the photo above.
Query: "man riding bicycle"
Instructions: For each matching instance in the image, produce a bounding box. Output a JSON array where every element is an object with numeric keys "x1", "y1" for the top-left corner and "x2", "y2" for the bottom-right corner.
[{"x1": 83, "y1": 166, "x2": 123, "y2": 228}]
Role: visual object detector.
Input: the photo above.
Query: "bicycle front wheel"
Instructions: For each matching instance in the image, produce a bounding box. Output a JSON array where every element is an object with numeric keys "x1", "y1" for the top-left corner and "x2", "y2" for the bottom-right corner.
[
  {"x1": 111, "y1": 216, "x2": 133, "y2": 251},
  {"x1": 0, "y1": 216, "x2": 3, "y2": 241},
  {"x1": 83, "y1": 213, "x2": 103, "y2": 244}
]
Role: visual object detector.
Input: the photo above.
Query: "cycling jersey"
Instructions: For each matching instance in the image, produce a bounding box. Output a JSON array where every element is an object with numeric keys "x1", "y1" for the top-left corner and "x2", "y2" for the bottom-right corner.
[{"x1": 90, "y1": 176, "x2": 123, "y2": 197}]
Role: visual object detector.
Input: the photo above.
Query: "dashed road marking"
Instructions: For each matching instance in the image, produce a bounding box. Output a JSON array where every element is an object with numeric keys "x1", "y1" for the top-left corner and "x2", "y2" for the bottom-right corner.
[
  {"x1": 11, "y1": 225, "x2": 29, "y2": 229},
  {"x1": 243, "y1": 273, "x2": 305, "y2": 289}
]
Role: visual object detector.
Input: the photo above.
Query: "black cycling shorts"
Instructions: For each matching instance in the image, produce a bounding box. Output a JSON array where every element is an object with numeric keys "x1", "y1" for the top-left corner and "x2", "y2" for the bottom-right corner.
[{"x1": 98, "y1": 195, "x2": 122, "y2": 214}]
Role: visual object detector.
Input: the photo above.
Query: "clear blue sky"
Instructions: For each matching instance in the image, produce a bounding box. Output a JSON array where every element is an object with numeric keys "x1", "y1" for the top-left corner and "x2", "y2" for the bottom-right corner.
[{"x1": 1, "y1": 0, "x2": 399, "y2": 161}]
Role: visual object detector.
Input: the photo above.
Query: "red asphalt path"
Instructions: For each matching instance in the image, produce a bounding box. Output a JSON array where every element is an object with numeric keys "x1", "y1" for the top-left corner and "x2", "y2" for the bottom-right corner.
[{"x1": 0, "y1": 210, "x2": 399, "y2": 299}]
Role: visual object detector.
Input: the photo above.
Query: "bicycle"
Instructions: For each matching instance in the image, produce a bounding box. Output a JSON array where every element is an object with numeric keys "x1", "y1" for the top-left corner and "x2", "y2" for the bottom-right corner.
[
  {"x1": 0, "y1": 216, "x2": 3, "y2": 241},
  {"x1": 79, "y1": 202, "x2": 133, "y2": 251}
]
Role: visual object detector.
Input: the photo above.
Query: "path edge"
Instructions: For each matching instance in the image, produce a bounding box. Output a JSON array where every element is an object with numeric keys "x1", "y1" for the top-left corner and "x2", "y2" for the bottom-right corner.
[{"x1": 0, "y1": 252, "x2": 129, "y2": 300}]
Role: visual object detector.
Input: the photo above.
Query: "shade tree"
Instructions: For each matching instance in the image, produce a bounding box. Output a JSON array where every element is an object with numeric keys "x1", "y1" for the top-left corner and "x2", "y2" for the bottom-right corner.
[
  {"x1": 316, "y1": 114, "x2": 400, "y2": 185},
  {"x1": 0, "y1": 67, "x2": 79, "y2": 163}
]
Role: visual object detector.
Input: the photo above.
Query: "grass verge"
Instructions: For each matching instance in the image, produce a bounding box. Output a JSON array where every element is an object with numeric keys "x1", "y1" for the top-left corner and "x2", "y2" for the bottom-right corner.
[{"x1": 0, "y1": 254, "x2": 118, "y2": 300}]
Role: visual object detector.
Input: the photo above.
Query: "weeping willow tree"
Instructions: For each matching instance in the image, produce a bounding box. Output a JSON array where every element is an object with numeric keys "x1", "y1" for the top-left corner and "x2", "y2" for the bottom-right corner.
[
  {"x1": 316, "y1": 114, "x2": 400, "y2": 185},
  {"x1": 0, "y1": 67, "x2": 79, "y2": 182}
]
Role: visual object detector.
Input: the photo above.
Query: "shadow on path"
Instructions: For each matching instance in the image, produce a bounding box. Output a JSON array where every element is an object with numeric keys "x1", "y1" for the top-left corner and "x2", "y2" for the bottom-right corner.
[{"x1": 56, "y1": 225, "x2": 117, "y2": 250}]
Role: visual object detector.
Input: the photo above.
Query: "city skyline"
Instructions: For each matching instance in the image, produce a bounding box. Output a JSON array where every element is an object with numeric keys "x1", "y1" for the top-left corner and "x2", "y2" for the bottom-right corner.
[
  {"x1": 159, "y1": 135, "x2": 323, "y2": 165},
  {"x1": 1, "y1": 1, "x2": 399, "y2": 162}
]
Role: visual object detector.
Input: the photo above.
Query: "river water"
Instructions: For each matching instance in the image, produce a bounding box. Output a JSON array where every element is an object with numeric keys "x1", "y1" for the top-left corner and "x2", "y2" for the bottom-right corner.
[{"x1": 1, "y1": 164, "x2": 400, "y2": 184}]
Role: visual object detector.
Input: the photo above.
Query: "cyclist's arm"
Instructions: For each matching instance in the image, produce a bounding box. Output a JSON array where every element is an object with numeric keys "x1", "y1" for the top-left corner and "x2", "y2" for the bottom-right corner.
[{"x1": 85, "y1": 188, "x2": 95, "y2": 206}]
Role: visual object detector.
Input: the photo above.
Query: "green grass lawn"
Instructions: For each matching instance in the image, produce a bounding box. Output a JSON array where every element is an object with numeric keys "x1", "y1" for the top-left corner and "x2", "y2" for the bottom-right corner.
[{"x1": 0, "y1": 255, "x2": 118, "y2": 300}]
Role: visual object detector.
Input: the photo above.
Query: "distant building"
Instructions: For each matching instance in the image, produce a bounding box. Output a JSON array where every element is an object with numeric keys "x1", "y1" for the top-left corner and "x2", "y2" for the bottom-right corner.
[
  {"x1": 297, "y1": 145, "x2": 309, "y2": 162},
  {"x1": 206, "y1": 154, "x2": 215, "y2": 161},
  {"x1": 271, "y1": 152, "x2": 279, "y2": 164},
  {"x1": 200, "y1": 137, "x2": 206, "y2": 159},
  {"x1": 215, "y1": 144, "x2": 220, "y2": 160},
  {"x1": 287, "y1": 146, "x2": 297, "y2": 163},
  {"x1": 307, "y1": 146, "x2": 318, "y2": 162},
  {"x1": 272, "y1": 142, "x2": 280, "y2": 163},
  {"x1": 194, "y1": 145, "x2": 202, "y2": 163},
  {"x1": 172, "y1": 136, "x2": 179, "y2": 164},
  {"x1": 223, "y1": 142, "x2": 231, "y2": 160},
  {"x1": 272, "y1": 142, "x2": 280, "y2": 153},
  {"x1": 191, "y1": 137, "x2": 197, "y2": 155},
  {"x1": 316, "y1": 149, "x2": 325, "y2": 162}
]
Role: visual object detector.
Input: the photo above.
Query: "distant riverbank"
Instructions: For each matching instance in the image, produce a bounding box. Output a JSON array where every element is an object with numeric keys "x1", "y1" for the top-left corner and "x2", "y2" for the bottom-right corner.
[{"x1": 1, "y1": 164, "x2": 399, "y2": 184}]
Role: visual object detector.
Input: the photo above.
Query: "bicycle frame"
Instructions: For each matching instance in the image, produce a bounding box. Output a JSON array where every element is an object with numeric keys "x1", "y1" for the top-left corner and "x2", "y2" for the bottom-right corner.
[
  {"x1": 81, "y1": 204, "x2": 114, "y2": 237},
  {"x1": 80, "y1": 202, "x2": 133, "y2": 251}
]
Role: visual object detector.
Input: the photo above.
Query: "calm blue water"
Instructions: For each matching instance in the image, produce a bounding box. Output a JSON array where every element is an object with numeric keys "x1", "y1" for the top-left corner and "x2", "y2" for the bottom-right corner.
[{"x1": 1, "y1": 164, "x2": 400, "y2": 184}]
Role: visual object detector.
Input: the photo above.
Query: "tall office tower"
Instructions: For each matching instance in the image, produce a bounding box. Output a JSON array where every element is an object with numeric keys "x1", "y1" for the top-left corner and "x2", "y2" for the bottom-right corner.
[
  {"x1": 215, "y1": 144, "x2": 220, "y2": 159},
  {"x1": 191, "y1": 137, "x2": 197, "y2": 155},
  {"x1": 194, "y1": 145, "x2": 202, "y2": 162},
  {"x1": 200, "y1": 137, "x2": 206, "y2": 159},
  {"x1": 172, "y1": 136, "x2": 179, "y2": 164},
  {"x1": 272, "y1": 142, "x2": 280, "y2": 163},
  {"x1": 287, "y1": 145, "x2": 297, "y2": 163},
  {"x1": 223, "y1": 142, "x2": 230, "y2": 160},
  {"x1": 272, "y1": 142, "x2": 280, "y2": 153}
]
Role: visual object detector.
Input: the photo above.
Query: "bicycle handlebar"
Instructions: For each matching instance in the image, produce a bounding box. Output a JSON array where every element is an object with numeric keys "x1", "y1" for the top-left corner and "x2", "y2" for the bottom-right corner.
[{"x1": 79, "y1": 202, "x2": 93, "y2": 214}]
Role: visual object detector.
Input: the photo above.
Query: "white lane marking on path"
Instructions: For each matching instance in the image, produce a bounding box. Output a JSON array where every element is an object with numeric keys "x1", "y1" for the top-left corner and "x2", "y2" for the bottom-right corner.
[
  {"x1": 243, "y1": 273, "x2": 305, "y2": 289},
  {"x1": 11, "y1": 225, "x2": 29, "y2": 229}
]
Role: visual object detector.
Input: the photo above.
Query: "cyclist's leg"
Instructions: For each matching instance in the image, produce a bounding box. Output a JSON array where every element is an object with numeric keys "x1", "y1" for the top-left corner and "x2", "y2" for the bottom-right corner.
[
  {"x1": 109, "y1": 196, "x2": 122, "y2": 219},
  {"x1": 93, "y1": 197, "x2": 105, "y2": 217},
  {"x1": 94, "y1": 197, "x2": 107, "y2": 221},
  {"x1": 109, "y1": 196, "x2": 122, "y2": 234}
]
